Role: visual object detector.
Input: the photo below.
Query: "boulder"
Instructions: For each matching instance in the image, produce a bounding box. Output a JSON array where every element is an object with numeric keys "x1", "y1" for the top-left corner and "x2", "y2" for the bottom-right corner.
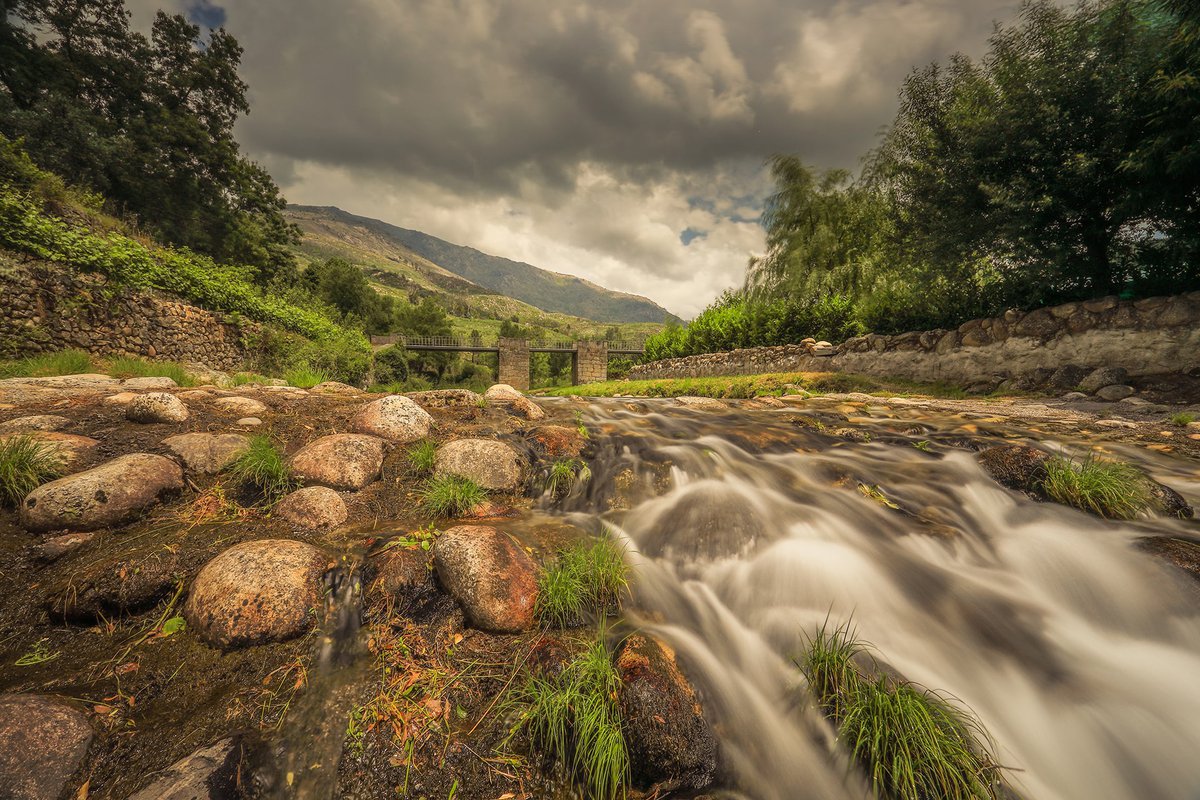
[
  {"x1": 1149, "y1": 482, "x2": 1194, "y2": 519},
  {"x1": 184, "y1": 539, "x2": 327, "y2": 648},
  {"x1": 0, "y1": 432, "x2": 99, "y2": 469},
  {"x1": 290, "y1": 434, "x2": 386, "y2": 491},
  {"x1": 0, "y1": 694, "x2": 93, "y2": 800},
  {"x1": 0, "y1": 415, "x2": 71, "y2": 434},
  {"x1": 526, "y1": 424, "x2": 587, "y2": 460},
  {"x1": 676, "y1": 396, "x2": 727, "y2": 411},
  {"x1": 350, "y1": 395, "x2": 434, "y2": 443},
  {"x1": 434, "y1": 438, "x2": 525, "y2": 492},
  {"x1": 432, "y1": 525, "x2": 537, "y2": 632},
  {"x1": 126, "y1": 392, "x2": 189, "y2": 423},
  {"x1": 1060, "y1": 392, "x2": 1089, "y2": 402},
  {"x1": 21, "y1": 454, "x2": 184, "y2": 532},
  {"x1": 483, "y1": 384, "x2": 524, "y2": 404},
  {"x1": 311, "y1": 381, "x2": 359, "y2": 394},
  {"x1": 122, "y1": 376, "x2": 178, "y2": 390},
  {"x1": 30, "y1": 531, "x2": 97, "y2": 562},
  {"x1": 46, "y1": 548, "x2": 180, "y2": 622},
  {"x1": 1097, "y1": 384, "x2": 1135, "y2": 401},
  {"x1": 368, "y1": 544, "x2": 436, "y2": 614},
  {"x1": 1079, "y1": 367, "x2": 1129, "y2": 394},
  {"x1": 1046, "y1": 364, "x2": 1089, "y2": 391},
  {"x1": 273, "y1": 486, "x2": 348, "y2": 530},
  {"x1": 405, "y1": 389, "x2": 484, "y2": 409},
  {"x1": 978, "y1": 445, "x2": 1052, "y2": 494},
  {"x1": 101, "y1": 391, "x2": 138, "y2": 406},
  {"x1": 237, "y1": 417, "x2": 263, "y2": 427},
  {"x1": 615, "y1": 634, "x2": 719, "y2": 790},
  {"x1": 511, "y1": 396, "x2": 546, "y2": 420},
  {"x1": 213, "y1": 396, "x2": 268, "y2": 417},
  {"x1": 177, "y1": 389, "x2": 214, "y2": 401},
  {"x1": 128, "y1": 736, "x2": 254, "y2": 800},
  {"x1": 162, "y1": 433, "x2": 251, "y2": 474}
]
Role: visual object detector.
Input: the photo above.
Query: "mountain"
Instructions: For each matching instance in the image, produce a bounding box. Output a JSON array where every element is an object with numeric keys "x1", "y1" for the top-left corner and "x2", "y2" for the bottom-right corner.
[{"x1": 288, "y1": 205, "x2": 679, "y2": 324}]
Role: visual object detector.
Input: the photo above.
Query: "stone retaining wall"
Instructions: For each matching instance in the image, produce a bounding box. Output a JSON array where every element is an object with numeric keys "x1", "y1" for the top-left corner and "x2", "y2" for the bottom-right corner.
[
  {"x1": 0, "y1": 258, "x2": 256, "y2": 370},
  {"x1": 630, "y1": 292, "x2": 1200, "y2": 387}
]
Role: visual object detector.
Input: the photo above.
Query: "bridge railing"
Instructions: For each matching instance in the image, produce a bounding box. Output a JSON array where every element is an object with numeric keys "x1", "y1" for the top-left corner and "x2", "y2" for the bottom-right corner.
[{"x1": 369, "y1": 333, "x2": 649, "y2": 353}]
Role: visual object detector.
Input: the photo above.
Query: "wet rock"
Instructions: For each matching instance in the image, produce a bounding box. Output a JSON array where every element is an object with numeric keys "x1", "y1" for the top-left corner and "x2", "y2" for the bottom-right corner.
[
  {"x1": 1138, "y1": 537, "x2": 1200, "y2": 584},
  {"x1": 675, "y1": 396, "x2": 727, "y2": 410},
  {"x1": 46, "y1": 548, "x2": 180, "y2": 621},
  {"x1": 0, "y1": 694, "x2": 93, "y2": 800},
  {"x1": 1079, "y1": 367, "x2": 1129, "y2": 394},
  {"x1": 162, "y1": 432, "x2": 251, "y2": 474},
  {"x1": 1149, "y1": 482, "x2": 1194, "y2": 519},
  {"x1": 368, "y1": 545, "x2": 436, "y2": 614},
  {"x1": 1097, "y1": 384, "x2": 1135, "y2": 401},
  {"x1": 123, "y1": 376, "x2": 178, "y2": 390},
  {"x1": 528, "y1": 635, "x2": 571, "y2": 678},
  {"x1": 1046, "y1": 364, "x2": 1089, "y2": 391},
  {"x1": 615, "y1": 634, "x2": 719, "y2": 791},
  {"x1": 127, "y1": 736, "x2": 253, "y2": 800},
  {"x1": 184, "y1": 539, "x2": 327, "y2": 648},
  {"x1": 350, "y1": 395, "x2": 434, "y2": 443},
  {"x1": 434, "y1": 438, "x2": 525, "y2": 492},
  {"x1": 273, "y1": 486, "x2": 348, "y2": 530},
  {"x1": 30, "y1": 531, "x2": 97, "y2": 562},
  {"x1": 0, "y1": 431, "x2": 99, "y2": 469},
  {"x1": 432, "y1": 525, "x2": 537, "y2": 632},
  {"x1": 526, "y1": 424, "x2": 586, "y2": 459},
  {"x1": 0, "y1": 414, "x2": 71, "y2": 434},
  {"x1": 405, "y1": 389, "x2": 484, "y2": 409},
  {"x1": 483, "y1": 383, "x2": 524, "y2": 404},
  {"x1": 213, "y1": 396, "x2": 268, "y2": 417},
  {"x1": 126, "y1": 392, "x2": 189, "y2": 423},
  {"x1": 21, "y1": 453, "x2": 184, "y2": 532},
  {"x1": 978, "y1": 445, "x2": 1051, "y2": 494},
  {"x1": 290, "y1": 434, "x2": 386, "y2": 491},
  {"x1": 511, "y1": 395, "x2": 546, "y2": 420}
]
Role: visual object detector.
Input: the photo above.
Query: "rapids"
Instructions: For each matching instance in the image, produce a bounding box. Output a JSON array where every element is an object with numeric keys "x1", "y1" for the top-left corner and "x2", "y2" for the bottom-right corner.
[{"x1": 551, "y1": 397, "x2": 1200, "y2": 800}]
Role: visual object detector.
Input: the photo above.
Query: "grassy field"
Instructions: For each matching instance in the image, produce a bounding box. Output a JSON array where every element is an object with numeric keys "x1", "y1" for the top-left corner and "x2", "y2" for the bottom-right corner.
[{"x1": 538, "y1": 371, "x2": 977, "y2": 400}]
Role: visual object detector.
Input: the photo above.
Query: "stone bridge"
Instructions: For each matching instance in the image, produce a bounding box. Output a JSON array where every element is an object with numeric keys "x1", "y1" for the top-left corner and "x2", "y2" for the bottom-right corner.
[{"x1": 368, "y1": 335, "x2": 645, "y2": 390}]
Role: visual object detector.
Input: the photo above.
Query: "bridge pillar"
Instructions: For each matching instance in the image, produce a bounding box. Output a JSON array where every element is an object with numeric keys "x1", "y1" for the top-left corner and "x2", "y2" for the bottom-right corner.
[
  {"x1": 498, "y1": 337, "x2": 530, "y2": 391},
  {"x1": 573, "y1": 341, "x2": 608, "y2": 385}
]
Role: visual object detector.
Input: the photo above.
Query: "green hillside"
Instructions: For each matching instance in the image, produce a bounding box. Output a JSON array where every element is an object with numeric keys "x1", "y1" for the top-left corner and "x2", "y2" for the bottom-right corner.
[{"x1": 289, "y1": 205, "x2": 680, "y2": 326}]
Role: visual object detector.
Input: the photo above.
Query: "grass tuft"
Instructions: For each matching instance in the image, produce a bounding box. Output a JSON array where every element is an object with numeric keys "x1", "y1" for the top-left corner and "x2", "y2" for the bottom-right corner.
[
  {"x1": 225, "y1": 435, "x2": 297, "y2": 504},
  {"x1": 0, "y1": 434, "x2": 65, "y2": 506},
  {"x1": 419, "y1": 474, "x2": 487, "y2": 517},
  {"x1": 504, "y1": 633, "x2": 628, "y2": 800},
  {"x1": 798, "y1": 621, "x2": 1002, "y2": 800},
  {"x1": 0, "y1": 349, "x2": 93, "y2": 379},
  {"x1": 536, "y1": 537, "x2": 628, "y2": 627},
  {"x1": 1169, "y1": 412, "x2": 1196, "y2": 427},
  {"x1": 1040, "y1": 455, "x2": 1150, "y2": 519},
  {"x1": 230, "y1": 372, "x2": 273, "y2": 386},
  {"x1": 105, "y1": 355, "x2": 196, "y2": 386},
  {"x1": 407, "y1": 439, "x2": 437, "y2": 476},
  {"x1": 545, "y1": 458, "x2": 592, "y2": 499},
  {"x1": 283, "y1": 364, "x2": 330, "y2": 389}
]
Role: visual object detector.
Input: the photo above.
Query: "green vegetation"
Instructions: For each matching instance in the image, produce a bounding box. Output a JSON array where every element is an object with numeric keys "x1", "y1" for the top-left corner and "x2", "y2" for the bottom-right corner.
[
  {"x1": 407, "y1": 440, "x2": 438, "y2": 476},
  {"x1": 799, "y1": 622, "x2": 1001, "y2": 800},
  {"x1": 504, "y1": 633, "x2": 629, "y2": 800},
  {"x1": 545, "y1": 458, "x2": 592, "y2": 499},
  {"x1": 0, "y1": 435, "x2": 65, "y2": 506},
  {"x1": 1169, "y1": 412, "x2": 1197, "y2": 426},
  {"x1": 226, "y1": 436, "x2": 298, "y2": 504},
  {"x1": 282, "y1": 365, "x2": 330, "y2": 389},
  {"x1": 646, "y1": 0, "x2": 1200, "y2": 360},
  {"x1": 419, "y1": 474, "x2": 487, "y2": 517},
  {"x1": 230, "y1": 372, "x2": 274, "y2": 387},
  {"x1": 0, "y1": 349, "x2": 93, "y2": 379},
  {"x1": 106, "y1": 355, "x2": 196, "y2": 386},
  {"x1": 536, "y1": 538, "x2": 628, "y2": 628},
  {"x1": 544, "y1": 372, "x2": 973, "y2": 400},
  {"x1": 1040, "y1": 455, "x2": 1151, "y2": 519}
]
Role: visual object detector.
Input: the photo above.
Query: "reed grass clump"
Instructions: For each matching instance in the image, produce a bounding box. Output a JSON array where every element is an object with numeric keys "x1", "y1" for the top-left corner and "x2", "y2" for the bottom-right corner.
[
  {"x1": 1040, "y1": 455, "x2": 1150, "y2": 519},
  {"x1": 545, "y1": 458, "x2": 592, "y2": 499},
  {"x1": 105, "y1": 355, "x2": 196, "y2": 386},
  {"x1": 536, "y1": 538, "x2": 628, "y2": 627},
  {"x1": 407, "y1": 439, "x2": 437, "y2": 476},
  {"x1": 419, "y1": 473, "x2": 486, "y2": 517},
  {"x1": 282, "y1": 364, "x2": 330, "y2": 389},
  {"x1": 0, "y1": 435, "x2": 65, "y2": 506},
  {"x1": 799, "y1": 621, "x2": 1002, "y2": 800},
  {"x1": 0, "y1": 349, "x2": 92, "y2": 378},
  {"x1": 225, "y1": 435, "x2": 297, "y2": 504},
  {"x1": 504, "y1": 634, "x2": 628, "y2": 800}
]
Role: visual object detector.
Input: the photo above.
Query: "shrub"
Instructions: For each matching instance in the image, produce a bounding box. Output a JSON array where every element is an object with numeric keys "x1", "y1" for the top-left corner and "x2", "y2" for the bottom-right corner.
[
  {"x1": 1169, "y1": 412, "x2": 1196, "y2": 427},
  {"x1": 419, "y1": 474, "x2": 486, "y2": 517},
  {"x1": 282, "y1": 364, "x2": 330, "y2": 389},
  {"x1": 0, "y1": 435, "x2": 65, "y2": 506},
  {"x1": 407, "y1": 439, "x2": 437, "y2": 476},
  {"x1": 1040, "y1": 455, "x2": 1150, "y2": 519},
  {"x1": 504, "y1": 633, "x2": 628, "y2": 800},
  {"x1": 536, "y1": 537, "x2": 628, "y2": 627},
  {"x1": 0, "y1": 349, "x2": 92, "y2": 378},
  {"x1": 225, "y1": 435, "x2": 297, "y2": 504},
  {"x1": 105, "y1": 355, "x2": 196, "y2": 386}
]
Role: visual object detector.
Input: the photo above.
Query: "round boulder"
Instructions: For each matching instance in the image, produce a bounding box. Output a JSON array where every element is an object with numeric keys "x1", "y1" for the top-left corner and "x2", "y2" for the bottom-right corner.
[
  {"x1": 511, "y1": 396, "x2": 546, "y2": 420},
  {"x1": 184, "y1": 539, "x2": 327, "y2": 648},
  {"x1": 0, "y1": 432, "x2": 99, "y2": 469},
  {"x1": 290, "y1": 434, "x2": 386, "y2": 491},
  {"x1": 1097, "y1": 384, "x2": 1135, "y2": 401},
  {"x1": 526, "y1": 424, "x2": 586, "y2": 459},
  {"x1": 978, "y1": 445, "x2": 1051, "y2": 495},
  {"x1": 1079, "y1": 366, "x2": 1129, "y2": 394},
  {"x1": 46, "y1": 548, "x2": 180, "y2": 622},
  {"x1": 350, "y1": 395, "x2": 434, "y2": 443},
  {"x1": 0, "y1": 694, "x2": 93, "y2": 800},
  {"x1": 273, "y1": 486, "x2": 348, "y2": 530},
  {"x1": 213, "y1": 396, "x2": 268, "y2": 417},
  {"x1": 405, "y1": 389, "x2": 483, "y2": 409},
  {"x1": 21, "y1": 453, "x2": 184, "y2": 532},
  {"x1": 483, "y1": 384, "x2": 524, "y2": 404},
  {"x1": 432, "y1": 525, "x2": 537, "y2": 632},
  {"x1": 676, "y1": 396, "x2": 727, "y2": 411},
  {"x1": 126, "y1": 392, "x2": 189, "y2": 423},
  {"x1": 162, "y1": 433, "x2": 251, "y2": 474},
  {"x1": 122, "y1": 376, "x2": 178, "y2": 390},
  {"x1": 434, "y1": 438, "x2": 525, "y2": 492}
]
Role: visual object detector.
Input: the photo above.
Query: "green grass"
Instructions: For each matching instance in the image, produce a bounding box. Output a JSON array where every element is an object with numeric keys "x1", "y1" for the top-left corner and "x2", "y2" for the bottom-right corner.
[
  {"x1": 225, "y1": 435, "x2": 298, "y2": 504},
  {"x1": 282, "y1": 364, "x2": 330, "y2": 389},
  {"x1": 1169, "y1": 412, "x2": 1197, "y2": 426},
  {"x1": 105, "y1": 355, "x2": 196, "y2": 386},
  {"x1": 407, "y1": 439, "x2": 437, "y2": 476},
  {"x1": 0, "y1": 434, "x2": 65, "y2": 506},
  {"x1": 418, "y1": 474, "x2": 487, "y2": 517},
  {"x1": 1040, "y1": 455, "x2": 1151, "y2": 520},
  {"x1": 536, "y1": 537, "x2": 628, "y2": 627},
  {"x1": 798, "y1": 622, "x2": 1001, "y2": 800},
  {"x1": 545, "y1": 458, "x2": 592, "y2": 499},
  {"x1": 0, "y1": 348, "x2": 93, "y2": 379},
  {"x1": 230, "y1": 372, "x2": 273, "y2": 386},
  {"x1": 540, "y1": 371, "x2": 973, "y2": 401},
  {"x1": 504, "y1": 633, "x2": 629, "y2": 800}
]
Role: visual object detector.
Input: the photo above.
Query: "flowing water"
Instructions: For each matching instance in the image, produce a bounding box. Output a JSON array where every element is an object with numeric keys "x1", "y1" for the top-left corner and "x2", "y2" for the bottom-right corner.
[{"x1": 551, "y1": 398, "x2": 1200, "y2": 800}]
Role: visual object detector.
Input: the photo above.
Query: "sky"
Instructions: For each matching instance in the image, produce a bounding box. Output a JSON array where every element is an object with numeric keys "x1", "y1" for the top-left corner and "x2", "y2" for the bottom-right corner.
[{"x1": 132, "y1": 0, "x2": 1026, "y2": 318}]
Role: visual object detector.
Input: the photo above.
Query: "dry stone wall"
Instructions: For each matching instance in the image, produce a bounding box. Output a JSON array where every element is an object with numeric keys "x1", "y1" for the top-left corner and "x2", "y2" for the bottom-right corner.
[
  {"x1": 0, "y1": 259, "x2": 256, "y2": 370},
  {"x1": 630, "y1": 292, "x2": 1200, "y2": 388}
]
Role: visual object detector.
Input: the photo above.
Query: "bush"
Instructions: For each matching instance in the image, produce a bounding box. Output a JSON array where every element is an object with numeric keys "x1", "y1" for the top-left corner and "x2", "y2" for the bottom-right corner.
[
  {"x1": 225, "y1": 435, "x2": 297, "y2": 504},
  {"x1": 0, "y1": 349, "x2": 93, "y2": 379},
  {"x1": 1040, "y1": 455, "x2": 1150, "y2": 519},
  {"x1": 105, "y1": 355, "x2": 196, "y2": 386},
  {"x1": 536, "y1": 537, "x2": 628, "y2": 627},
  {"x1": 0, "y1": 435, "x2": 65, "y2": 506},
  {"x1": 419, "y1": 474, "x2": 486, "y2": 517}
]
